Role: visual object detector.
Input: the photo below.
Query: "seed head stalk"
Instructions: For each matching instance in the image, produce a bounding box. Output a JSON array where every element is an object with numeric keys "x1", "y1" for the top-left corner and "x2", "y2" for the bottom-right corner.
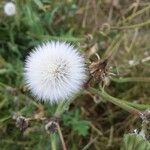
[
  {"x1": 50, "y1": 101, "x2": 69, "y2": 150},
  {"x1": 90, "y1": 87, "x2": 142, "y2": 116}
]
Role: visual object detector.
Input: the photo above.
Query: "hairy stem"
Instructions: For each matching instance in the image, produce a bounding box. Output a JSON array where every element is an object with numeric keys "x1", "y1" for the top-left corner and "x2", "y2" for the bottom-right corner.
[{"x1": 90, "y1": 88, "x2": 142, "y2": 116}]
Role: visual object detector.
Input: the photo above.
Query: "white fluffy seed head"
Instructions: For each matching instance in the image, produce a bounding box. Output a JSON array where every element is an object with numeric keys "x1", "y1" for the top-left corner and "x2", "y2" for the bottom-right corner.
[
  {"x1": 4, "y1": 2, "x2": 16, "y2": 16},
  {"x1": 24, "y1": 41, "x2": 87, "y2": 103}
]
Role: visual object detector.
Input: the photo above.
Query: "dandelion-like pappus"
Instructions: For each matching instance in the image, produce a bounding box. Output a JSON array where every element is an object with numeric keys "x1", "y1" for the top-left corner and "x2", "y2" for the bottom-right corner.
[{"x1": 24, "y1": 41, "x2": 87, "y2": 103}]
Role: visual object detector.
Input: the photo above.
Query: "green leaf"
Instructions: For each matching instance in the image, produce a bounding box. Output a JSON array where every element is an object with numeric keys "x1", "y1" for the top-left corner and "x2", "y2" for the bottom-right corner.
[
  {"x1": 121, "y1": 133, "x2": 150, "y2": 150},
  {"x1": 33, "y1": 0, "x2": 45, "y2": 11},
  {"x1": 73, "y1": 120, "x2": 90, "y2": 136},
  {"x1": 62, "y1": 109, "x2": 90, "y2": 136}
]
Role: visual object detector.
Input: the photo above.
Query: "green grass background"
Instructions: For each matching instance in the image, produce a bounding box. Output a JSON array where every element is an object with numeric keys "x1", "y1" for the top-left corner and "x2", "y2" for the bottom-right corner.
[{"x1": 0, "y1": 0, "x2": 150, "y2": 149}]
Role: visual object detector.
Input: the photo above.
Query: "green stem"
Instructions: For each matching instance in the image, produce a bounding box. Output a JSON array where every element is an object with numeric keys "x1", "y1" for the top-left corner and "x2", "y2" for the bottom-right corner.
[
  {"x1": 27, "y1": 33, "x2": 83, "y2": 42},
  {"x1": 50, "y1": 134, "x2": 57, "y2": 150},
  {"x1": 90, "y1": 88, "x2": 141, "y2": 116},
  {"x1": 54, "y1": 101, "x2": 65, "y2": 116},
  {"x1": 51, "y1": 91, "x2": 84, "y2": 149},
  {"x1": 54, "y1": 91, "x2": 83, "y2": 117},
  {"x1": 122, "y1": 101, "x2": 150, "y2": 110},
  {"x1": 111, "y1": 77, "x2": 150, "y2": 83}
]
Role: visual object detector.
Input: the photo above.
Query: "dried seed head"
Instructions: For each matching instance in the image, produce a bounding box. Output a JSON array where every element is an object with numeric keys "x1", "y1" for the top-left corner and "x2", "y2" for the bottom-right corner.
[
  {"x1": 45, "y1": 117, "x2": 60, "y2": 134},
  {"x1": 45, "y1": 121, "x2": 58, "y2": 134},
  {"x1": 12, "y1": 113, "x2": 29, "y2": 130},
  {"x1": 85, "y1": 59, "x2": 108, "y2": 87}
]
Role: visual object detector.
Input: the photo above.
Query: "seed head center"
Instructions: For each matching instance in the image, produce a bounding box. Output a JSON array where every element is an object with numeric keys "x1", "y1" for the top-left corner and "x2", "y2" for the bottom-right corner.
[{"x1": 52, "y1": 60, "x2": 69, "y2": 80}]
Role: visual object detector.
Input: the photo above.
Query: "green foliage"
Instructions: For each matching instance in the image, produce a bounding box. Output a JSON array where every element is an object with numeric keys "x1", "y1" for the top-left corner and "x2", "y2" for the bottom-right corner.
[
  {"x1": 0, "y1": 0, "x2": 150, "y2": 149},
  {"x1": 62, "y1": 109, "x2": 90, "y2": 136},
  {"x1": 121, "y1": 133, "x2": 150, "y2": 150}
]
